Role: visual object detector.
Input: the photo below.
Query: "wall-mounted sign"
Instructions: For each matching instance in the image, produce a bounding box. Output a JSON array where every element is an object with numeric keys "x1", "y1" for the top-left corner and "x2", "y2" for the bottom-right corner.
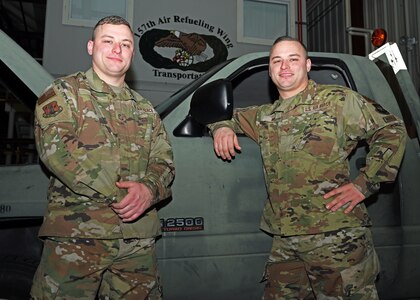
[{"x1": 136, "y1": 15, "x2": 233, "y2": 80}]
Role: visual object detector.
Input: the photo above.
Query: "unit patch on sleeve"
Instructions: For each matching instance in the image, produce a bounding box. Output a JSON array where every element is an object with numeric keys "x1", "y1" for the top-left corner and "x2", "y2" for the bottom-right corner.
[
  {"x1": 35, "y1": 87, "x2": 73, "y2": 128},
  {"x1": 42, "y1": 100, "x2": 63, "y2": 118}
]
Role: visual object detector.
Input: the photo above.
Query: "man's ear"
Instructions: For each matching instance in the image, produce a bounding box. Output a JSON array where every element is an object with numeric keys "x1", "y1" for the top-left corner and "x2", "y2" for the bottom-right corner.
[
  {"x1": 306, "y1": 58, "x2": 312, "y2": 72},
  {"x1": 87, "y1": 40, "x2": 94, "y2": 55}
]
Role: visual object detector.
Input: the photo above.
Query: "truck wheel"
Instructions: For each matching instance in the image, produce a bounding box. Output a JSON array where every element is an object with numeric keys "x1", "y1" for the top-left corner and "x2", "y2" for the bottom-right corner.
[{"x1": 0, "y1": 256, "x2": 38, "y2": 300}]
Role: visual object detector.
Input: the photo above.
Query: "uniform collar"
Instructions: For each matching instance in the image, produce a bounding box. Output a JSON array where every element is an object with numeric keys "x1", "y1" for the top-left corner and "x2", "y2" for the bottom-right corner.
[
  {"x1": 85, "y1": 68, "x2": 134, "y2": 101},
  {"x1": 273, "y1": 80, "x2": 317, "y2": 113}
]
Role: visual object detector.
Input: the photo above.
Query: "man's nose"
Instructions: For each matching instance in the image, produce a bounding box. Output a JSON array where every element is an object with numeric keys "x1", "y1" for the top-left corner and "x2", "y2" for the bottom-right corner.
[
  {"x1": 280, "y1": 60, "x2": 289, "y2": 69},
  {"x1": 112, "y1": 43, "x2": 122, "y2": 54}
]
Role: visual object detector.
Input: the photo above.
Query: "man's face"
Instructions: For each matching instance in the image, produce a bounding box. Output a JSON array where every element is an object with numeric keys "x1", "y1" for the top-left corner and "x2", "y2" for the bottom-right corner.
[
  {"x1": 269, "y1": 40, "x2": 311, "y2": 98},
  {"x1": 87, "y1": 23, "x2": 134, "y2": 84}
]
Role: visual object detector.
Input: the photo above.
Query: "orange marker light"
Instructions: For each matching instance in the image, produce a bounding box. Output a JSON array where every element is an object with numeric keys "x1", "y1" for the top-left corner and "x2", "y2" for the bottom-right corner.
[{"x1": 371, "y1": 28, "x2": 387, "y2": 47}]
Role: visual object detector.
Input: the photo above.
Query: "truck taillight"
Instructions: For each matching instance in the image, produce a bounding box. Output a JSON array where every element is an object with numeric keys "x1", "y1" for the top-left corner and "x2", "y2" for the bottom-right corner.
[{"x1": 371, "y1": 28, "x2": 387, "y2": 47}]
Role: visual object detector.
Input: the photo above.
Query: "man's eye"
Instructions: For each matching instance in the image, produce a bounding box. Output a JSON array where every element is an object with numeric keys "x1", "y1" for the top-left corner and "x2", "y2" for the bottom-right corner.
[{"x1": 122, "y1": 43, "x2": 131, "y2": 48}]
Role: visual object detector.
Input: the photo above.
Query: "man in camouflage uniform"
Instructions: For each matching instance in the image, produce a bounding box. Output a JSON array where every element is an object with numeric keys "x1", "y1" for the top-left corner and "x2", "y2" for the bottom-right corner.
[
  {"x1": 209, "y1": 36, "x2": 407, "y2": 299},
  {"x1": 30, "y1": 16, "x2": 175, "y2": 299}
]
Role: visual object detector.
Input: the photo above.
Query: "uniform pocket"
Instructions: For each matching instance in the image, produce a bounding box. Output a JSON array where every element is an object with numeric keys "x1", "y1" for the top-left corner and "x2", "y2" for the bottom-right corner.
[{"x1": 340, "y1": 246, "x2": 380, "y2": 296}]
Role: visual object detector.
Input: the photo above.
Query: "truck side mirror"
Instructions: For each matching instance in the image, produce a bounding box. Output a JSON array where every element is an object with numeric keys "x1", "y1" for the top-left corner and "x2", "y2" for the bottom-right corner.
[{"x1": 190, "y1": 79, "x2": 233, "y2": 125}]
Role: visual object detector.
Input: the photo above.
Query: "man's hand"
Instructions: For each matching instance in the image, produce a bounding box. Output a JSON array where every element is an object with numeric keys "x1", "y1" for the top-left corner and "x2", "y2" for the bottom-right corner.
[
  {"x1": 213, "y1": 127, "x2": 241, "y2": 161},
  {"x1": 323, "y1": 183, "x2": 365, "y2": 214},
  {"x1": 111, "y1": 181, "x2": 153, "y2": 222}
]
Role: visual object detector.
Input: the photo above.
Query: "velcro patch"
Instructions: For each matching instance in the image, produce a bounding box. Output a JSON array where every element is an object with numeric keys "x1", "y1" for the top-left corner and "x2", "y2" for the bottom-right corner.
[
  {"x1": 383, "y1": 115, "x2": 397, "y2": 123},
  {"x1": 38, "y1": 88, "x2": 56, "y2": 105},
  {"x1": 42, "y1": 101, "x2": 63, "y2": 118},
  {"x1": 35, "y1": 87, "x2": 72, "y2": 128},
  {"x1": 303, "y1": 102, "x2": 330, "y2": 112},
  {"x1": 372, "y1": 102, "x2": 389, "y2": 115}
]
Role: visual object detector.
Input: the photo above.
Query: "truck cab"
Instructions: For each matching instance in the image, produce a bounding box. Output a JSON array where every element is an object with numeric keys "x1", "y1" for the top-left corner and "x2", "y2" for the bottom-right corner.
[{"x1": 1, "y1": 29, "x2": 419, "y2": 299}]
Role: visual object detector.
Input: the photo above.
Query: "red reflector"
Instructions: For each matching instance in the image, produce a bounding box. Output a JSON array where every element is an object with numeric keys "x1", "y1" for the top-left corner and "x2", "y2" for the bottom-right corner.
[{"x1": 371, "y1": 28, "x2": 387, "y2": 47}]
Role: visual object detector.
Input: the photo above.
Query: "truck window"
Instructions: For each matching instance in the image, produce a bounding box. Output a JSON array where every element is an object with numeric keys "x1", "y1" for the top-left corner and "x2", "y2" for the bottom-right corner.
[
  {"x1": 0, "y1": 62, "x2": 38, "y2": 166},
  {"x1": 174, "y1": 56, "x2": 356, "y2": 137},
  {"x1": 231, "y1": 65, "x2": 278, "y2": 108}
]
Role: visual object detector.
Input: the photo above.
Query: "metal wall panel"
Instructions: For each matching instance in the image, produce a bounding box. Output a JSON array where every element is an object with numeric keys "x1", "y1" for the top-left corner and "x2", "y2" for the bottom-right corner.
[
  {"x1": 307, "y1": 0, "x2": 348, "y2": 53},
  {"x1": 363, "y1": 0, "x2": 420, "y2": 92},
  {"x1": 307, "y1": 0, "x2": 420, "y2": 93}
]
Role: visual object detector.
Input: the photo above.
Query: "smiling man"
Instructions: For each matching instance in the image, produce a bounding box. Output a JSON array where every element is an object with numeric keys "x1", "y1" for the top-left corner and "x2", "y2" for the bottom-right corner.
[
  {"x1": 30, "y1": 16, "x2": 175, "y2": 299},
  {"x1": 208, "y1": 36, "x2": 407, "y2": 299}
]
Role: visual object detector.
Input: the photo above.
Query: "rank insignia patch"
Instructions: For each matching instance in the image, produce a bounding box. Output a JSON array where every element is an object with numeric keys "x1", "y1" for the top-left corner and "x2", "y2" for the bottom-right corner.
[{"x1": 42, "y1": 101, "x2": 63, "y2": 118}]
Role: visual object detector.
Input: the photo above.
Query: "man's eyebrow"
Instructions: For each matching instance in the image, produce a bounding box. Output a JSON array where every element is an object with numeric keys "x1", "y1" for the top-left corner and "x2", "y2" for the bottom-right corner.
[
  {"x1": 271, "y1": 53, "x2": 301, "y2": 60},
  {"x1": 99, "y1": 34, "x2": 133, "y2": 43}
]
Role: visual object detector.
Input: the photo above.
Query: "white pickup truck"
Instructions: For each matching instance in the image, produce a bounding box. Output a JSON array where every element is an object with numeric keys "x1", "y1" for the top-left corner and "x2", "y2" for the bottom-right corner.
[{"x1": 1, "y1": 29, "x2": 419, "y2": 299}]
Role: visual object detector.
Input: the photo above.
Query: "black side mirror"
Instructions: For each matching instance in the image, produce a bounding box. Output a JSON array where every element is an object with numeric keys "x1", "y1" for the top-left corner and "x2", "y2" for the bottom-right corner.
[{"x1": 190, "y1": 79, "x2": 233, "y2": 125}]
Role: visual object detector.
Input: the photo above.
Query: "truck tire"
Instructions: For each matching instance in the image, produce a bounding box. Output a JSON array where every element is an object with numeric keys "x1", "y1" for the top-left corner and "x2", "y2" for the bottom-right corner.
[{"x1": 0, "y1": 255, "x2": 38, "y2": 300}]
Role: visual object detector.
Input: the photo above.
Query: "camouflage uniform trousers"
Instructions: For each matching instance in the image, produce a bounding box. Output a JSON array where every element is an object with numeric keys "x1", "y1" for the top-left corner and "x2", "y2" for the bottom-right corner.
[
  {"x1": 262, "y1": 227, "x2": 380, "y2": 300},
  {"x1": 30, "y1": 237, "x2": 162, "y2": 300}
]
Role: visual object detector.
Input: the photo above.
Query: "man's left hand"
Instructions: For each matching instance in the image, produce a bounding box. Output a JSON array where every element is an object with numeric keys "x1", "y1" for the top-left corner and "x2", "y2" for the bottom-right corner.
[
  {"x1": 323, "y1": 183, "x2": 365, "y2": 214},
  {"x1": 111, "y1": 181, "x2": 153, "y2": 222}
]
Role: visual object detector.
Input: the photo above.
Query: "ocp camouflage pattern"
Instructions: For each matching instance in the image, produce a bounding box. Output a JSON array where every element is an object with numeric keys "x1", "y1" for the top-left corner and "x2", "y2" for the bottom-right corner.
[
  {"x1": 209, "y1": 80, "x2": 407, "y2": 236},
  {"x1": 30, "y1": 237, "x2": 162, "y2": 299},
  {"x1": 263, "y1": 227, "x2": 380, "y2": 299},
  {"x1": 34, "y1": 68, "x2": 175, "y2": 239}
]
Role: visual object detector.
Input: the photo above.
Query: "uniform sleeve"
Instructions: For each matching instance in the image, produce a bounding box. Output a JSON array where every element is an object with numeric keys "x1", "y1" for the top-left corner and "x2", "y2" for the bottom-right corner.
[
  {"x1": 342, "y1": 91, "x2": 407, "y2": 197},
  {"x1": 138, "y1": 116, "x2": 175, "y2": 203},
  {"x1": 34, "y1": 81, "x2": 120, "y2": 201},
  {"x1": 208, "y1": 106, "x2": 261, "y2": 142}
]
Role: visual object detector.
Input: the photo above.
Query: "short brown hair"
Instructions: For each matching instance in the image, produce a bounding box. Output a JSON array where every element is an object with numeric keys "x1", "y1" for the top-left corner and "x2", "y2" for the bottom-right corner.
[
  {"x1": 92, "y1": 15, "x2": 132, "y2": 40},
  {"x1": 271, "y1": 36, "x2": 308, "y2": 58}
]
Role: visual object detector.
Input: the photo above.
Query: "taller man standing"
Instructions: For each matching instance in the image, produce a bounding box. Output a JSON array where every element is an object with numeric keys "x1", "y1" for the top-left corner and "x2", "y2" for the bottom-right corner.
[{"x1": 31, "y1": 16, "x2": 175, "y2": 299}]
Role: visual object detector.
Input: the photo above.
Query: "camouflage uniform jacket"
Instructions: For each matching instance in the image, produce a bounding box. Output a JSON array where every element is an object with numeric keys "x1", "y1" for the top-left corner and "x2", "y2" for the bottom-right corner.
[
  {"x1": 209, "y1": 80, "x2": 407, "y2": 236},
  {"x1": 34, "y1": 68, "x2": 175, "y2": 239}
]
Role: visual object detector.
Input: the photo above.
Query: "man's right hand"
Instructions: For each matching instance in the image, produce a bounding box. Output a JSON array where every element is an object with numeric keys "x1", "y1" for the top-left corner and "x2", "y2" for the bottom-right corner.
[{"x1": 213, "y1": 127, "x2": 241, "y2": 161}]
